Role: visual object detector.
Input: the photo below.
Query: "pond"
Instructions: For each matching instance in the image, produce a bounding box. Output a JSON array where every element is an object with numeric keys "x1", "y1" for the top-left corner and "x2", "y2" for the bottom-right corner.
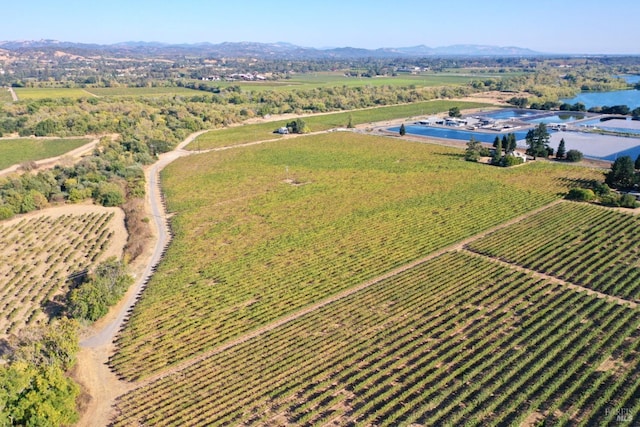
[{"x1": 390, "y1": 125, "x2": 532, "y2": 144}]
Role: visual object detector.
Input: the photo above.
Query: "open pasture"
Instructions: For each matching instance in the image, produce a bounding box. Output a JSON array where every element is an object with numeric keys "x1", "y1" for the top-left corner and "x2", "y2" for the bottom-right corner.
[
  {"x1": 84, "y1": 86, "x2": 203, "y2": 97},
  {"x1": 111, "y1": 131, "x2": 604, "y2": 380},
  {"x1": 0, "y1": 206, "x2": 125, "y2": 336},
  {"x1": 0, "y1": 137, "x2": 90, "y2": 170},
  {"x1": 13, "y1": 87, "x2": 95, "y2": 100},
  {"x1": 194, "y1": 71, "x2": 487, "y2": 93},
  {"x1": 188, "y1": 99, "x2": 490, "y2": 150},
  {"x1": 112, "y1": 250, "x2": 639, "y2": 426}
]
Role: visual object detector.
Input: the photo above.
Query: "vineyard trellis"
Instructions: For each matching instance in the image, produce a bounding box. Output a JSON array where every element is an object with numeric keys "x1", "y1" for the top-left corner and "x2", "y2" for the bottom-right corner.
[
  {"x1": 111, "y1": 251, "x2": 639, "y2": 426},
  {"x1": 111, "y1": 134, "x2": 605, "y2": 380}
]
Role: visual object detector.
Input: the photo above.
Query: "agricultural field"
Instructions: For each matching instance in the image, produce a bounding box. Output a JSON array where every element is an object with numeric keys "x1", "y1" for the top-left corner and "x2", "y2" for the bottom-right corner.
[
  {"x1": 12, "y1": 87, "x2": 96, "y2": 100},
  {"x1": 0, "y1": 137, "x2": 90, "y2": 170},
  {"x1": 188, "y1": 99, "x2": 491, "y2": 150},
  {"x1": 466, "y1": 202, "x2": 640, "y2": 301},
  {"x1": 194, "y1": 71, "x2": 510, "y2": 93},
  {"x1": 112, "y1": 250, "x2": 639, "y2": 426},
  {"x1": 84, "y1": 86, "x2": 203, "y2": 97},
  {"x1": 111, "y1": 131, "x2": 604, "y2": 380},
  {"x1": 0, "y1": 206, "x2": 126, "y2": 336}
]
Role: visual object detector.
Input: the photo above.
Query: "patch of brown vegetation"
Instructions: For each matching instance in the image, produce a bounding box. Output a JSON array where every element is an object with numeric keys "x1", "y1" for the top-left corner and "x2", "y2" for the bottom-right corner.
[{"x1": 121, "y1": 197, "x2": 152, "y2": 262}]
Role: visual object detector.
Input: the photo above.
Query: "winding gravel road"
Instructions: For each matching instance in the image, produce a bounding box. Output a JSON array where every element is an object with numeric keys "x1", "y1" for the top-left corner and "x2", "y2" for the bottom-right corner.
[{"x1": 80, "y1": 131, "x2": 207, "y2": 349}]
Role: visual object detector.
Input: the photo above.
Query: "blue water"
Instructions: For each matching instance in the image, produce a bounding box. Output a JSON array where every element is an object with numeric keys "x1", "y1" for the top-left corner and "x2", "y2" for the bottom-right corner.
[
  {"x1": 579, "y1": 117, "x2": 640, "y2": 135},
  {"x1": 561, "y1": 89, "x2": 640, "y2": 110},
  {"x1": 481, "y1": 109, "x2": 537, "y2": 120},
  {"x1": 618, "y1": 75, "x2": 640, "y2": 84},
  {"x1": 393, "y1": 125, "x2": 532, "y2": 143},
  {"x1": 526, "y1": 113, "x2": 585, "y2": 124}
]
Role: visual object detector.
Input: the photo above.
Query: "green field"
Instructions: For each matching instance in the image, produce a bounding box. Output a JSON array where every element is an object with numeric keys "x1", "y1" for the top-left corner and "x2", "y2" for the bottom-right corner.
[
  {"x1": 13, "y1": 87, "x2": 96, "y2": 100},
  {"x1": 194, "y1": 71, "x2": 509, "y2": 93},
  {"x1": 0, "y1": 88, "x2": 12, "y2": 103},
  {"x1": 85, "y1": 86, "x2": 203, "y2": 97},
  {"x1": 111, "y1": 132, "x2": 604, "y2": 381},
  {"x1": 188, "y1": 100, "x2": 493, "y2": 150},
  {"x1": 0, "y1": 138, "x2": 90, "y2": 169}
]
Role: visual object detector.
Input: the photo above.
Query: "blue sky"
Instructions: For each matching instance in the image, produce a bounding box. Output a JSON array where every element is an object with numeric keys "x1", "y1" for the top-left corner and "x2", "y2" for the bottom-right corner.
[{"x1": 2, "y1": 0, "x2": 638, "y2": 54}]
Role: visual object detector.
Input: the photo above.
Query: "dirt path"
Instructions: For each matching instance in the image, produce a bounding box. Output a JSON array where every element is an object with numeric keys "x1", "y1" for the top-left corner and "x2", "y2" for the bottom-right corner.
[
  {"x1": 74, "y1": 131, "x2": 207, "y2": 427},
  {"x1": 7, "y1": 86, "x2": 17, "y2": 102}
]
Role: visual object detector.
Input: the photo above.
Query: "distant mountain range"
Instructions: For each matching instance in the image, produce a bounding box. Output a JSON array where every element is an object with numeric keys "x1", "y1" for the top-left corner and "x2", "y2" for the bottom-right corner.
[{"x1": 0, "y1": 39, "x2": 542, "y2": 59}]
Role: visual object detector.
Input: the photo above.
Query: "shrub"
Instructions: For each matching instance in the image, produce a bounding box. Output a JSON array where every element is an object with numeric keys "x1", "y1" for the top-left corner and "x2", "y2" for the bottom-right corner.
[
  {"x1": 619, "y1": 193, "x2": 639, "y2": 208},
  {"x1": 96, "y1": 182, "x2": 125, "y2": 207},
  {"x1": 502, "y1": 155, "x2": 524, "y2": 167},
  {"x1": 566, "y1": 188, "x2": 596, "y2": 202},
  {"x1": 566, "y1": 149, "x2": 584, "y2": 162}
]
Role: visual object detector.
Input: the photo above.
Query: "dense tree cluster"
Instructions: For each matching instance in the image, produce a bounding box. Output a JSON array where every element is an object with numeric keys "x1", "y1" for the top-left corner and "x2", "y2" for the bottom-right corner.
[
  {"x1": 0, "y1": 137, "x2": 145, "y2": 220},
  {"x1": 67, "y1": 257, "x2": 133, "y2": 321},
  {"x1": 525, "y1": 123, "x2": 552, "y2": 159},
  {"x1": 0, "y1": 319, "x2": 80, "y2": 426}
]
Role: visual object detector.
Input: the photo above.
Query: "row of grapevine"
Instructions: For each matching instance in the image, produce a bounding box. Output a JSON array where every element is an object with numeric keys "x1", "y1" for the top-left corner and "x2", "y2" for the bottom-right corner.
[
  {"x1": 0, "y1": 210, "x2": 120, "y2": 336},
  {"x1": 111, "y1": 134, "x2": 605, "y2": 379},
  {"x1": 467, "y1": 201, "x2": 640, "y2": 302},
  {"x1": 111, "y1": 251, "x2": 639, "y2": 426}
]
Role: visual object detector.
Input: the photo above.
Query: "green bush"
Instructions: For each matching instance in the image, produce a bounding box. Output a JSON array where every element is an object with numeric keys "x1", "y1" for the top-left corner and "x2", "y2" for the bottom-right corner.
[
  {"x1": 96, "y1": 182, "x2": 125, "y2": 207},
  {"x1": 619, "y1": 193, "x2": 639, "y2": 208},
  {"x1": 566, "y1": 149, "x2": 584, "y2": 162},
  {"x1": 502, "y1": 155, "x2": 524, "y2": 167},
  {"x1": 566, "y1": 188, "x2": 596, "y2": 202}
]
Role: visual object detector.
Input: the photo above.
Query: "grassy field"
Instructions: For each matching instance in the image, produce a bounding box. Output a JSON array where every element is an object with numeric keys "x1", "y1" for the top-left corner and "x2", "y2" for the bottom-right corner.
[
  {"x1": 111, "y1": 131, "x2": 604, "y2": 380},
  {"x1": 188, "y1": 99, "x2": 493, "y2": 150},
  {"x1": 12, "y1": 86, "x2": 202, "y2": 100},
  {"x1": 0, "y1": 138, "x2": 90, "y2": 169},
  {"x1": 85, "y1": 86, "x2": 203, "y2": 97},
  {"x1": 0, "y1": 88, "x2": 13, "y2": 103},
  {"x1": 197, "y1": 72, "x2": 487, "y2": 92},
  {"x1": 13, "y1": 87, "x2": 96, "y2": 100}
]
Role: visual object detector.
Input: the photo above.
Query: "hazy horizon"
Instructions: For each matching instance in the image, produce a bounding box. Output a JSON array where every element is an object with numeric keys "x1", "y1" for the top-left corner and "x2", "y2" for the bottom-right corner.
[{"x1": 1, "y1": 0, "x2": 639, "y2": 55}]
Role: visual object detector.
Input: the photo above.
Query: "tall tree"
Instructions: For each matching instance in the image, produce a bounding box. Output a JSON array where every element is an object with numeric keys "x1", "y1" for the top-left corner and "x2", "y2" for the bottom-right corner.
[
  {"x1": 507, "y1": 133, "x2": 517, "y2": 154},
  {"x1": 492, "y1": 136, "x2": 500, "y2": 149},
  {"x1": 635, "y1": 153, "x2": 640, "y2": 170},
  {"x1": 606, "y1": 156, "x2": 636, "y2": 189},
  {"x1": 464, "y1": 137, "x2": 482, "y2": 162},
  {"x1": 492, "y1": 137, "x2": 503, "y2": 165},
  {"x1": 399, "y1": 123, "x2": 406, "y2": 136},
  {"x1": 448, "y1": 106, "x2": 461, "y2": 118},
  {"x1": 525, "y1": 123, "x2": 550, "y2": 159},
  {"x1": 556, "y1": 138, "x2": 567, "y2": 159}
]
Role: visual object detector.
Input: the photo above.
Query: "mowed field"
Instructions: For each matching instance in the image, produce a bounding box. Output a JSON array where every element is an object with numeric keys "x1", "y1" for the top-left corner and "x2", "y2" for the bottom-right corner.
[
  {"x1": 0, "y1": 206, "x2": 126, "y2": 336},
  {"x1": 188, "y1": 100, "x2": 491, "y2": 150},
  {"x1": 0, "y1": 137, "x2": 90, "y2": 170}
]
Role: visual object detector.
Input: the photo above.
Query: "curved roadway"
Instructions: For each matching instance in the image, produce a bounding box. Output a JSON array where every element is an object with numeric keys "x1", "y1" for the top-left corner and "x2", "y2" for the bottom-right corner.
[{"x1": 80, "y1": 130, "x2": 207, "y2": 349}]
